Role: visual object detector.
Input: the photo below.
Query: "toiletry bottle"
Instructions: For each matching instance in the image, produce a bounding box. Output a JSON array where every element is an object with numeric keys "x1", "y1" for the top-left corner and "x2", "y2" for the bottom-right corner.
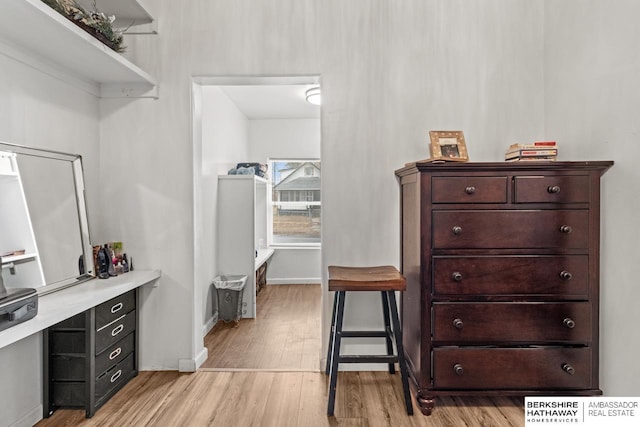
[
  {"x1": 122, "y1": 254, "x2": 129, "y2": 273},
  {"x1": 107, "y1": 245, "x2": 117, "y2": 277}
]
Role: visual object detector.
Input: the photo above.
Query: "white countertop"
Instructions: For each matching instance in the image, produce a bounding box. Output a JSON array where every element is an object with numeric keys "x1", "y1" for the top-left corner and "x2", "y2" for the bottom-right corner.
[
  {"x1": 0, "y1": 269, "x2": 161, "y2": 350},
  {"x1": 255, "y1": 248, "x2": 275, "y2": 270}
]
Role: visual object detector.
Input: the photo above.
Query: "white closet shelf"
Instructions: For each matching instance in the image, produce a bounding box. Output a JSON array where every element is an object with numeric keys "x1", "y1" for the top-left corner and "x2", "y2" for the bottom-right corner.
[
  {"x1": 0, "y1": 0, "x2": 158, "y2": 98},
  {"x1": 1, "y1": 252, "x2": 38, "y2": 264},
  {"x1": 75, "y1": 0, "x2": 157, "y2": 34}
]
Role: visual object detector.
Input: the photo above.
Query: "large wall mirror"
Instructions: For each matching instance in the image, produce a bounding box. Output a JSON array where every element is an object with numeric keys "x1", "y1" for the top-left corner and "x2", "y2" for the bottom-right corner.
[{"x1": 0, "y1": 142, "x2": 94, "y2": 295}]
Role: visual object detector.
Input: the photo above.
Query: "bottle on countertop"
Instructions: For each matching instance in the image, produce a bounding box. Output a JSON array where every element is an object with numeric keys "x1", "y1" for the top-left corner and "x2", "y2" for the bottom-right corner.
[{"x1": 122, "y1": 254, "x2": 129, "y2": 273}]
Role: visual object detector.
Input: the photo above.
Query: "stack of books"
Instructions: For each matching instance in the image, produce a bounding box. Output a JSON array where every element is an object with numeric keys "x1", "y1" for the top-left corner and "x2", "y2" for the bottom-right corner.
[{"x1": 505, "y1": 141, "x2": 557, "y2": 162}]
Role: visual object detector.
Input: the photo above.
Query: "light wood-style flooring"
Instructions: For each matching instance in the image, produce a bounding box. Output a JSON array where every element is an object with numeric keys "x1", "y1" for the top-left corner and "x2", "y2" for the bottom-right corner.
[
  {"x1": 36, "y1": 370, "x2": 524, "y2": 426},
  {"x1": 36, "y1": 284, "x2": 525, "y2": 426},
  {"x1": 201, "y1": 284, "x2": 321, "y2": 370}
]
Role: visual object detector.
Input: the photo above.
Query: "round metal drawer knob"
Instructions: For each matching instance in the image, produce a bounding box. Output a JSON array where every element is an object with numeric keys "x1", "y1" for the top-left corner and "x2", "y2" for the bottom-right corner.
[
  {"x1": 452, "y1": 272, "x2": 463, "y2": 282},
  {"x1": 453, "y1": 318, "x2": 464, "y2": 329},
  {"x1": 454, "y1": 363, "x2": 464, "y2": 375},
  {"x1": 560, "y1": 270, "x2": 573, "y2": 281},
  {"x1": 452, "y1": 226, "x2": 463, "y2": 235},
  {"x1": 548, "y1": 185, "x2": 561, "y2": 194},
  {"x1": 465, "y1": 186, "x2": 476, "y2": 195},
  {"x1": 560, "y1": 225, "x2": 573, "y2": 234},
  {"x1": 562, "y1": 363, "x2": 575, "y2": 375},
  {"x1": 563, "y1": 317, "x2": 576, "y2": 329}
]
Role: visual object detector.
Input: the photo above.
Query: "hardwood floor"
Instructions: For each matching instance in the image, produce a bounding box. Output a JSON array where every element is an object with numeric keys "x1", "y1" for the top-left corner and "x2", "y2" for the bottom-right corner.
[
  {"x1": 36, "y1": 371, "x2": 525, "y2": 426},
  {"x1": 201, "y1": 284, "x2": 322, "y2": 370},
  {"x1": 36, "y1": 284, "x2": 526, "y2": 426}
]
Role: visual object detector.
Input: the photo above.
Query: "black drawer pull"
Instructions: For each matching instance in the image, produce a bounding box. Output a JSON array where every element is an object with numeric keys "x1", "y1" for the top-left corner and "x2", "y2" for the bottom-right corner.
[
  {"x1": 453, "y1": 318, "x2": 464, "y2": 329},
  {"x1": 453, "y1": 364, "x2": 464, "y2": 375},
  {"x1": 109, "y1": 347, "x2": 122, "y2": 360},
  {"x1": 111, "y1": 324, "x2": 124, "y2": 337},
  {"x1": 110, "y1": 369, "x2": 122, "y2": 383},
  {"x1": 452, "y1": 272, "x2": 463, "y2": 282},
  {"x1": 465, "y1": 186, "x2": 476, "y2": 195},
  {"x1": 547, "y1": 185, "x2": 561, "y2": 194},
  {"x1": 111, "y1": 302, "x2": 124, "y2": 314},
  {"x1": 452, "y1": 226, "x2": 462, "y2": 235},
  {"x1": 560, "y1": 270, "x2": 573, "y2": 281},
  {"x1": 560, "y1": 225, "x2": 572, "y2": 234},
  {"x1": 562, "y1": 363, "x2": 575, "y2": 375},
  {"x1": 563, "y1": 317, "x2": 575, "y2": 329}
]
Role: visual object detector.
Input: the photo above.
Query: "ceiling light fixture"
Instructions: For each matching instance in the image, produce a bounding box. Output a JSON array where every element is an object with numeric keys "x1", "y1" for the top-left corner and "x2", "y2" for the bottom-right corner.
[{"x1": 305, "y1": 86, "x2": 321, "y2": 105}]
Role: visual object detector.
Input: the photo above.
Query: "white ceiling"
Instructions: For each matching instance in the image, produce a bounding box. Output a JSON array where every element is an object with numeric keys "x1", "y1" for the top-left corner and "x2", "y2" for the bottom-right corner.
[{"x1": 219, "y1": 85, "x2": 320, "y2": 120}]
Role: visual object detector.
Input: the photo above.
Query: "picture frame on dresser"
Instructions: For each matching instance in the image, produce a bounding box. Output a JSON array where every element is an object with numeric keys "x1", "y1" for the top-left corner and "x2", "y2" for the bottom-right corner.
[{"x1": 428, "y1": 130, "x2": 469, "y2": 162}]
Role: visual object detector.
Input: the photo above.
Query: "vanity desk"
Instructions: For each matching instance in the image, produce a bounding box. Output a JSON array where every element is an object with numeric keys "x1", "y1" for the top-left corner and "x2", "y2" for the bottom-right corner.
[{"x1": 0, "y1": 270, "x2": 161, "y2": 418}]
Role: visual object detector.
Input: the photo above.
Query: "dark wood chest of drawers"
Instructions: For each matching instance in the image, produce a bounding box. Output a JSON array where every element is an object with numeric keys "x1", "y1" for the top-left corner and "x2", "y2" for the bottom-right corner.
[
  {"x1": 395, "y1": 161, "x2": 612, "y2": 415},
  {"x1": 43, "y1": 289, "x2": 139, "y2": 418}
]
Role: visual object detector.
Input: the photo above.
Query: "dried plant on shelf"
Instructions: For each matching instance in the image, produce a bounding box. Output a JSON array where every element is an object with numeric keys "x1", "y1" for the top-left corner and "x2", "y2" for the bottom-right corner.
[{"x1": 41, "y1": 0, "x2": 126, "y2": 53}]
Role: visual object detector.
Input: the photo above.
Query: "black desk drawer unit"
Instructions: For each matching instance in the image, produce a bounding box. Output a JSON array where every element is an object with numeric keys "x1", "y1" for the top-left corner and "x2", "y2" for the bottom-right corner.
[{"x1": 43, "y1": 289, "x2": 139, "y2": 418}]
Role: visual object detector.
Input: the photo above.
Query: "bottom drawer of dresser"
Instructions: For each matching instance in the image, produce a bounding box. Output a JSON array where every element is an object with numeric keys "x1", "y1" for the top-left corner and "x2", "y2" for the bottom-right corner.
[
  {"x1": 96, "y1": 352, "x2": 135, "y2": 401},
  {"x1": 433, "y1": 347, "x2": 592, "y2": 390}
]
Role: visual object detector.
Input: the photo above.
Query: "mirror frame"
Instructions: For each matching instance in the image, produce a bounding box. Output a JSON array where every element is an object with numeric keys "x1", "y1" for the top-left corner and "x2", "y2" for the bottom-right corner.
[{"x1": 0, "y1": 141, "x2": 95, "y2": 295}]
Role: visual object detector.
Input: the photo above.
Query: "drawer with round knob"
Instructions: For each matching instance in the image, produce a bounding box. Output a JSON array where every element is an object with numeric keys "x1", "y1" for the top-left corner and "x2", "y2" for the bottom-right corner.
[
  {"x1": 431, "y1": 176, "x2": 508, "y2": 204},
  {"x1": 432, "y1": 210, "x2": 588, "y2": 249},
  {"x1": 432, "y1": 347, "x2": 592, "y2": 389},
  {"x1": 432, "y1": 255, "x2": 589, "y2": 298},
  {"x1": 432, "y1": 302, "x2": 591, "y2": 343},
  {"x1": 514, "y1": 175, "x2": 590, "y2": 204}
]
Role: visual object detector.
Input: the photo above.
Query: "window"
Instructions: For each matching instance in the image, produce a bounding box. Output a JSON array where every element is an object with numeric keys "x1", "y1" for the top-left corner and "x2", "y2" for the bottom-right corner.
[{"x1": 269, "y1": 160, "x2": 321, "y2": 245}]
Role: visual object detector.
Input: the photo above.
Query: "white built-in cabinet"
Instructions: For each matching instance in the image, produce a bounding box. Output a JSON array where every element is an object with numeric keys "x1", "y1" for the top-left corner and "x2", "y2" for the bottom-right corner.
[
  {"x1": 0, "y1": 0, "x2": 157, "y2": 98},
  {"x1": 0, "y1": 151, "x2": 45, "y2": 291},
  {"x1": 217, "y1": 175, "x2": 274, "y2": 319}
]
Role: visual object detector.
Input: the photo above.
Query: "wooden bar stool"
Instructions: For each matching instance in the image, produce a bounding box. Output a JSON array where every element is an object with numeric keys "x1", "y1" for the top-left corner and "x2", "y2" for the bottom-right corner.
[{"x1": 325, "y1": 265, "x2": 413, "y2": 416}]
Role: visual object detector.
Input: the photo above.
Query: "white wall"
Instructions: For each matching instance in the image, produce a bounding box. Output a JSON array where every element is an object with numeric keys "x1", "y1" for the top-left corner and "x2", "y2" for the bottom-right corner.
[
  {"x1": 198, "y1": 86, "x2": 249, "y2": 334},
  {"x1": 248, "y1": 118, "x2": 321, "y2": 284},
  {"x1": 97, "y1": 0, "x2": 546, "y2": 375},
  {"x1": 544, "y1": 0, "x2": 640, "y2": 396},
  {"x1": 4, "y1": 2, "x2": 636, "y2": 425},
  {"x1": 0, "y1": 52, "x2": 100, "y2": 427}
]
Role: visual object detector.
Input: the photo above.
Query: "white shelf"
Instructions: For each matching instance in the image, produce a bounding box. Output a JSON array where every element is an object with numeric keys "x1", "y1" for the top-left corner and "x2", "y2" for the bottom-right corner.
[
  {"x1": 1, "y1": 252, "x2": 38, "y2": 265},
  {"x1": 255, "y1": 248, "x2": 274, "y2": 270},
  {"x1": 0, "y1": 0, "x2": 157, "y2": 98},
  {"x1": 75, "y1": 0, "x2": 157, "y2": 34}
]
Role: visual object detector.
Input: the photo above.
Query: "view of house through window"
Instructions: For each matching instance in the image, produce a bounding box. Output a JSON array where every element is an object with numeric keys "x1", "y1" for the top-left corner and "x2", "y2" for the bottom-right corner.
[{"x1": 270, "y1": 160, "x2": 321, "y2": 245}]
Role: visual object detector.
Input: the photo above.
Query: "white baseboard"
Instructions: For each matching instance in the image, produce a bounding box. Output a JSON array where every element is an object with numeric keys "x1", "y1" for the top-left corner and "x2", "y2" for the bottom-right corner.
[
  {"x1": 178, "y1": 346, "x2": 209, "y2": 372},
  {"x1": 194, "y1": 347, "x2": 209, "y2": 370},
  {"x1": 202, "y1": 313, "x2": 218, "y2": 337},
  {"x1": 10, "y1": 405, "x2": 42, "y2": 427},
  {"x1": 267, "y1": 278, "x2": 321, "y2": 285}
]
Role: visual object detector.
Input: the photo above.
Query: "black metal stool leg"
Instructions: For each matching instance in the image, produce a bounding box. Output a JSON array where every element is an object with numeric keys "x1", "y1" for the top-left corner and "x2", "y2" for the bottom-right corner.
[
  {"x1": 380, "y1": 291, "x2": 395, "y2": 374},
  {"x1": 387, "y1": 290, "x2": 413, "y2": 415},
  {"x1": 327, "y1": 291, "x2": 345, "y2": 416},
  {"x1": 325, "y1": 291, "x2": 339, "y2": 375}
]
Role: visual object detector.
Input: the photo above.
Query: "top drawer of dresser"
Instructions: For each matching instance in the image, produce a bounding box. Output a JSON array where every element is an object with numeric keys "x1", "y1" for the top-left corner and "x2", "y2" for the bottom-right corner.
[
  {"x1": 432, "y1": 177, "x2": 507, "y2": 204},
  {"x1": 96, "y1": 290, "x2": 136, "y2": 331},
  {"x1": 514, "y1": 175, "x2": 590, "y2": 203}
]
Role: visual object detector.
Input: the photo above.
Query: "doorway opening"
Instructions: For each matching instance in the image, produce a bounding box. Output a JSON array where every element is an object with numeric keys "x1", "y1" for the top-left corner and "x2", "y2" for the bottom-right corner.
[{"x1": 192, "y1": 76, "x2": 322, "y2": 371}]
